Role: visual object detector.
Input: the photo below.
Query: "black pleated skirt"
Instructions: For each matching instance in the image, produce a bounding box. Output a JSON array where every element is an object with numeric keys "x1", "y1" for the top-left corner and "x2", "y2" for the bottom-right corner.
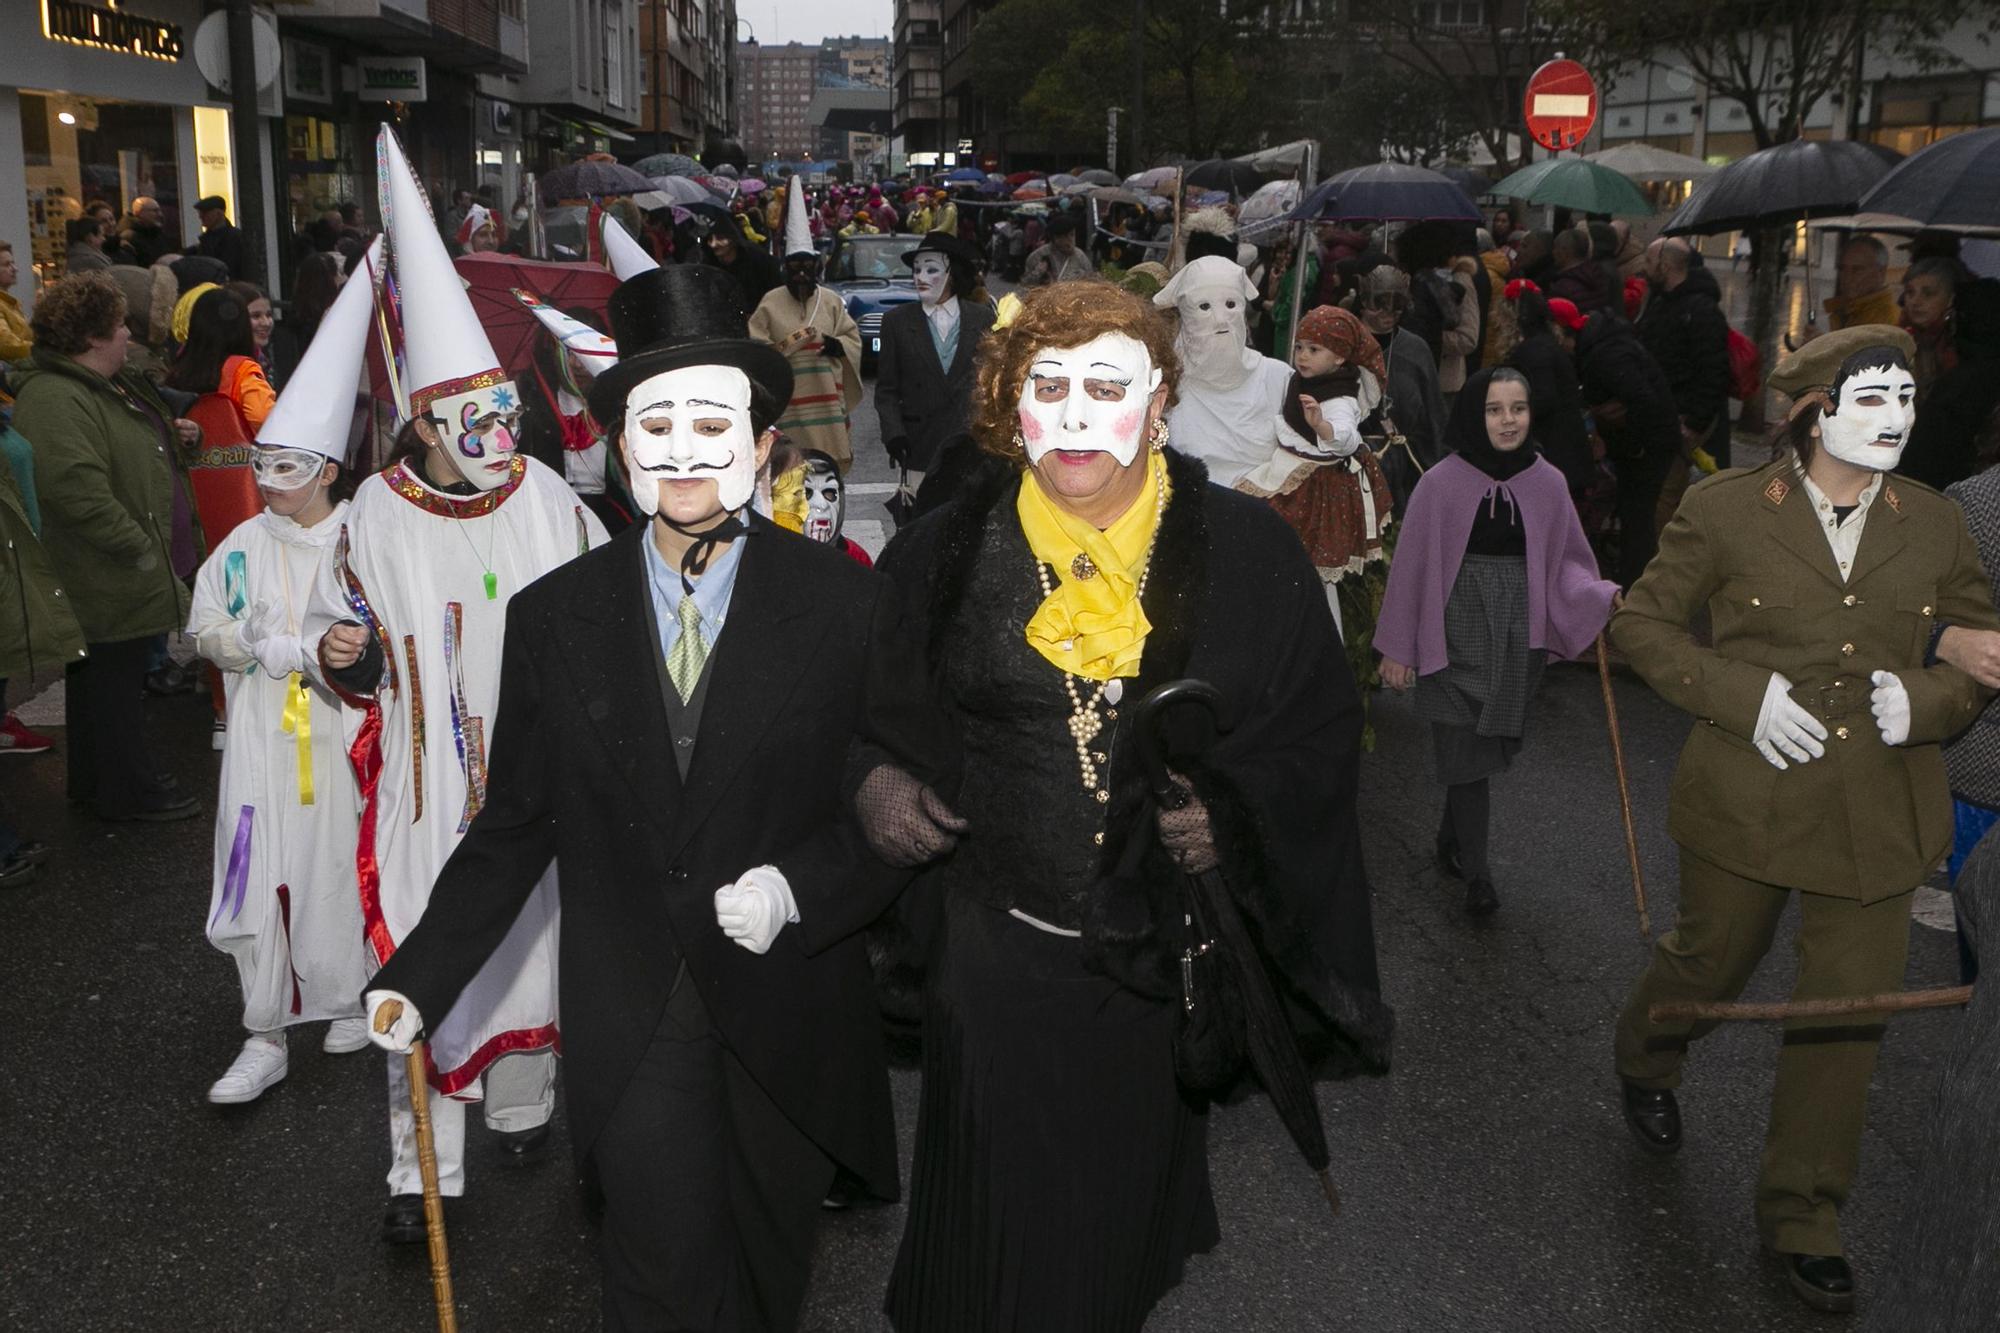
[{"x1": 885, "y1": 895, "x2": 1219, "y2": 1332}]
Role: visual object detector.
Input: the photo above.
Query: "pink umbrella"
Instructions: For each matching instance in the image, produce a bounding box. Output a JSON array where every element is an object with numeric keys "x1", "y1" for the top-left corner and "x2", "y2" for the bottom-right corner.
[{"x1": 738, "y1": 178, "x2": 768, "y2": 195}]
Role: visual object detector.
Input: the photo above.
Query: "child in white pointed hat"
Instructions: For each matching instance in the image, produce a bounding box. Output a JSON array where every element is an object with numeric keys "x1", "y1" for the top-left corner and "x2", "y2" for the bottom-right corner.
[{"x1": 745, "y1": 176, "x2": 865, "y2": 471}]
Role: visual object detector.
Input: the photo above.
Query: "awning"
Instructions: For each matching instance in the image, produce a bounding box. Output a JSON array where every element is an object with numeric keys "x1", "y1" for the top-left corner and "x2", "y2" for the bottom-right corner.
[{"x1": 583, "y1": 120, "x2": 637, "y2": 143}]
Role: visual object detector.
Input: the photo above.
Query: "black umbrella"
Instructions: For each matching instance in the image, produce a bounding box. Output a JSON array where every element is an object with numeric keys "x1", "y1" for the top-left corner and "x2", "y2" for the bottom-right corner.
[
  {"x1": 1661, "y1": 137, "x2": 1902, "y2": 236},
  {"x1": 1138, "y1": 679, "x2": 1341, "y2": 1216},
  {"x1": 1184, "y1": 158, "x2": 1267, "y2": 196},
  {"x1": 1857, "y1": 126, "x2": 2000, "y2": 230},
  {"x1": 1283, "y1": 162, "x2": 1480, "y2": 224},
  {"x1": 538, "y1": 159, "x2": 656, "y2": 205}
]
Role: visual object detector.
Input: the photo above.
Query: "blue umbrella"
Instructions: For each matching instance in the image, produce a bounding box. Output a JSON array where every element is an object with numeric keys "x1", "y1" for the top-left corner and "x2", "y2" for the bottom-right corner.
[
  {"x1": 942, "y1": 166, "x2": 986, "y2": 183},
  {"x1": 1857, "y1": 126, "x2": 2000, "y2": 230},
  {"x1": 1283, "y1": 163, "x2": 1480, "y2": 224}
]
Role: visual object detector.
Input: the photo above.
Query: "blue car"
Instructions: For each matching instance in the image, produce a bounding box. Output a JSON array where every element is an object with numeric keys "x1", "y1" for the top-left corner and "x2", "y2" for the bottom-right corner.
[{"x1": 828, "y1": 232, "x2": 925, "y2": 375}]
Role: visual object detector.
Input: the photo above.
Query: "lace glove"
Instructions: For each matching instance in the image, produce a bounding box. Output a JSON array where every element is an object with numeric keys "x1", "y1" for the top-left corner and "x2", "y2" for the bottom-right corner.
[
  {"x1": 1157, "y1": 775, "x2": 1219, "y2": 873},
  {"x1": 1869, "y1": 670, "x2": 1911, "y2": 746},
  {"x1": 1752, "y1": 672, "x2": 1828, "y2": 770},
  {"x1": 364, "y1": 990, "x2": 421, "y2": 1054},
  {"x1": 855, "y1": 763, "x2": 968, "y2": 867},
  {"x1": 714, "y1": 866, "x2": 797, "y2": 954}
]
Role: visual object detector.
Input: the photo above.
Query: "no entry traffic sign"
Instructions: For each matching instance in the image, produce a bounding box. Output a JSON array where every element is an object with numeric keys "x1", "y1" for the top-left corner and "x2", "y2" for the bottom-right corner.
[{"x1": 1524, "y1": 59, "x2": 1598, "y2": 153}]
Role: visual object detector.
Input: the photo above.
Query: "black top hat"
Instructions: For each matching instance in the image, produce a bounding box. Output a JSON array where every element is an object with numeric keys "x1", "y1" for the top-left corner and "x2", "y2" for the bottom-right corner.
[
  {"x1": 901, "y1": 229, "x2": 981, "y2": 270},
  {"x1": 588, "y1": 264, "x2": 794, "y2": 428}
]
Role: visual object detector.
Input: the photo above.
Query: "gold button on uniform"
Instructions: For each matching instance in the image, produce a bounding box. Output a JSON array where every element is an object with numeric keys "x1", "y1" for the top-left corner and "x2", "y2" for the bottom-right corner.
[
  {"x1": 1092, "y1": 831, "x2": 1104, "y2": 845},
  {"x1": 1750, "y1": 596, "x2": 1761, "y2": 607},
  {"x1": 1841, "y1": 642, "x2": 1855, "y2": 655},
  {"x1": 1842, "y1": 595, "x2": 1856, "y2": 607},
  {"x1": 1923, "y1": 605, "x2": 1933, "y2": 615},
  {"x1": 1836, "y1": 726, "x2": 1851, "y2": 740}
]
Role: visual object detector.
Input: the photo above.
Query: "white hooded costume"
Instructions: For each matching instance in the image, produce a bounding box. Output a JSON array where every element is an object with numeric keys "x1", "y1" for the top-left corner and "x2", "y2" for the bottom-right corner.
[{"x1": 1154, "y1": 256, "x2": 1294, "y2": 488}]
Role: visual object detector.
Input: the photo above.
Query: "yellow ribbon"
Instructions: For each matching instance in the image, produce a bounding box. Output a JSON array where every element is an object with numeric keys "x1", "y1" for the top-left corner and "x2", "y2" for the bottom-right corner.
[
  {"x1": 1016, "y1": 452, "x2": 1167, "y2": 683},
  {"x1": 280, "y1": 672, "x2": 315, "y2": 806}
]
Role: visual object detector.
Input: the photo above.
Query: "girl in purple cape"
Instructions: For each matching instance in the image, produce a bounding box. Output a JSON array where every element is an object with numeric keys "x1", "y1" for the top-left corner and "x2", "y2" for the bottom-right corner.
[{"x1": 1375, "y1": 367, "x2": 1619, "y2": 915}]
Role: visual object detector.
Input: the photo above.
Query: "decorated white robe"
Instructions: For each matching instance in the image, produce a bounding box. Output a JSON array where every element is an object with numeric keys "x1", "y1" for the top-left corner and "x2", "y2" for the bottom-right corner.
[
  {"x1": 189, "y1": 503, "x2": 370, "y2": 1033},
  {"x1": 302, "y1": 455, "x2": 607, "y2": 1093}
]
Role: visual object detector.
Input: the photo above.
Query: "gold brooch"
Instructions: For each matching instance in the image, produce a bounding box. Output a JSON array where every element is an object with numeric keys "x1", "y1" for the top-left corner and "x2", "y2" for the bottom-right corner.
[{"x1": 1071, "y1": 552, "x2": 1099, "y2": 581}]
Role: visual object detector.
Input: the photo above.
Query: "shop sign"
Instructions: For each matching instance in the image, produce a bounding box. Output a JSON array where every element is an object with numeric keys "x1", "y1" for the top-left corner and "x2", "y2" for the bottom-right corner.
[
  {"x1": 357, "y1": 55, "x2": 426, "y2": 103},
  {"x1": 285, "y1": 39, "x2": 333, "y2": 104},
  {"x1": 41, "y1": 0, "x2": 185, "y2": 62}
]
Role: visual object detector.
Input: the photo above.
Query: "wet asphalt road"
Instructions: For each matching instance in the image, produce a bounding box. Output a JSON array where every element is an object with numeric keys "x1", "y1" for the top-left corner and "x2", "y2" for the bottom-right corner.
[{"x1": 0, "y1": 392, "x2": 1964, "y2": 1332}]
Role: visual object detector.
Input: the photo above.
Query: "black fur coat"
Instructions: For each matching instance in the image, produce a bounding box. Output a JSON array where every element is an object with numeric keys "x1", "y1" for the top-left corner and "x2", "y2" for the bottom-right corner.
[{"x1": 873, "y1": 447, "x2": 1394, "y2": 1075}]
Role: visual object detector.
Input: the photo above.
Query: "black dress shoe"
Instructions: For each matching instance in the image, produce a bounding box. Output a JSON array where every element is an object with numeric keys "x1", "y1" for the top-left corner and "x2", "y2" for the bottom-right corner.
[
  {"x1": 1620, "y1": 1080, "x2": 1682, "y2": 1154},
  {"x1": 382, "y1": 1193, "x2": 426, "y2": 1244},
  {"x1": 1463, "y1": 876, "x2": 1498, "y2": 915},
  {"x1": 1435, "y1": 830, "x2": 1463, "y2": 879},
  {"x1": 1782, "y1": 1253, "x2": 1854, "y2": 1313},
  {"x1": 496, "y1": 1122, "x2": 550, "y2": 1159}
]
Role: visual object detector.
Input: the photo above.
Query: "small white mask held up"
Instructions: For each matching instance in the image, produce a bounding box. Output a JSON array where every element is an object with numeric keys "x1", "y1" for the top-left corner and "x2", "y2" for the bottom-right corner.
[
  {"x1": 427, "y1": 381, "x2": 522, "y2": 491},
  {"x1": 1015, "y1": 333, "x2": 1161, "y2": 468},
  {"x1": 1820, "y1": 356, "x2": 1917, "y2": 472},
  {"x1": 911, "y1": 254, "x2": 950, "y2": 308},
  {"x1": 622, "y1": 364, "x2": 758, "y2": 516}
]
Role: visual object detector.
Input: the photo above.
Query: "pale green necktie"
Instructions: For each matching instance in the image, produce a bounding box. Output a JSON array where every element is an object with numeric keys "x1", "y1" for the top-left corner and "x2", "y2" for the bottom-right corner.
[{"x1": 666, "y1": 595, "x2": 708, "y2": 701}]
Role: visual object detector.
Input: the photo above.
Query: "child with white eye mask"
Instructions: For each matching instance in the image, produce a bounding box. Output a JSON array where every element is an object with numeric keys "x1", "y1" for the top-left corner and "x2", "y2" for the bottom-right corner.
[{"x1": 186, "y1": 438, "x2": 372, "y2": 1104}]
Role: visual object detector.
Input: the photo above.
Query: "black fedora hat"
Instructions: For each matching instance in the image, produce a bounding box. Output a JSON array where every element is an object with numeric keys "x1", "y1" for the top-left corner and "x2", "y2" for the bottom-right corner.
[
  {"x1": 588, "y1": 264, "x2": 794, "y2": 428},
  {"x1": 900, "y1": 229, "x2": 981, "y2": 270}
]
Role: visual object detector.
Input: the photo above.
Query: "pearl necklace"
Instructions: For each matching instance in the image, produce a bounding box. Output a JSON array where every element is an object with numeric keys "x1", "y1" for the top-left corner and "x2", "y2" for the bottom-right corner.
[{"x1": 1030, "y1": 454, "x2": 1168, "y2": 799}]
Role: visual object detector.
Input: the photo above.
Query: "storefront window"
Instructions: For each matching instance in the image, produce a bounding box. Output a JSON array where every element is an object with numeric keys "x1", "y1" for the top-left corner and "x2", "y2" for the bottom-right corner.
[
  {"x1": 18, "y1": 90, "x2": 184, "y2": 279},
  {"x1": 284, "y1": 114, "x2": 360, "y2": 239}
]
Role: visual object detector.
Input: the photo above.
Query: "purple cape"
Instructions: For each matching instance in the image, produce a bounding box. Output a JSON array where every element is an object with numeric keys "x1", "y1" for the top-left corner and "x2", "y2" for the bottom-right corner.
[{"x1": 1374, "y1": 453, "x2": 1617, "y2": 676}]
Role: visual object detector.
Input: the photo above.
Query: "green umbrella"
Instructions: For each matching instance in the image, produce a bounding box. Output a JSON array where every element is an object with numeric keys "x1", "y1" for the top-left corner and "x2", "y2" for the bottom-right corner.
[{"x1": 1489, "y1": 157, "x2": 1653, "y2": 217}]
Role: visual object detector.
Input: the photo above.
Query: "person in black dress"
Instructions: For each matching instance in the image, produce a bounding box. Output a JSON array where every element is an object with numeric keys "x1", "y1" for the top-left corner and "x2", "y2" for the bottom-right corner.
[{"x1": 865, "y1": 281, "x2": 1392, "y2": 1331}]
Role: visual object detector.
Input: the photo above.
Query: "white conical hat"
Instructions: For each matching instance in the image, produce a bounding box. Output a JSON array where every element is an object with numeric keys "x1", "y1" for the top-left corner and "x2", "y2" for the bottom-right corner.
[
  {"x1": 377, "y1": 124, "x2": 506, "y2": 415},
  {"x1": 783, "y1": 175, "x2": 813, "y2": 258},
  {"x1": 600, "y1": 214, "x2": 659, "y2": 281},
  {"x1": 256, "y1": 235, "x2": 384, "y2": 459},
  {"x1": 511, "y1": 287, "x2": 618, "y2": 377}
]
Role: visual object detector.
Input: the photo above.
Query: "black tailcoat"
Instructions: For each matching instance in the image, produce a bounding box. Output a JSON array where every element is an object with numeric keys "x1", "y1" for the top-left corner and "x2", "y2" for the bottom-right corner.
[{"x1": 873, "y1": 300, "x2": 996, "y2": 472}]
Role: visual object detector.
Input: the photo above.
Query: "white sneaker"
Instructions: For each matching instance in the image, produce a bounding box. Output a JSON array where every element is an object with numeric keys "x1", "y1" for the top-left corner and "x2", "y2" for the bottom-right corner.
[
  {"x1": 322, "y1": 1016, "x2": 373, "y2": 1054},
  {"x1": 207, "y1": 1035, "x2": 288, "y2": 1104}
]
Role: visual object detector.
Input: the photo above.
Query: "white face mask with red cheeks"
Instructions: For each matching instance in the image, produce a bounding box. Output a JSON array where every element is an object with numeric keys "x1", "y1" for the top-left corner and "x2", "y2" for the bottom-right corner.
[
  {"x1": 1015, "y1": 333, "x2": 1160, "y2": 467},
  {"x1": 911, "y1": 254, "x2": 950, "y2": 307}
]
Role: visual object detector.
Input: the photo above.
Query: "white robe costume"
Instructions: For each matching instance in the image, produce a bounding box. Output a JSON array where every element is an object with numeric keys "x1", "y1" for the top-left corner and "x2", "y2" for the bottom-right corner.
[
  {"x1": 189, "y1": 503, "x2": 369, "y2": 1034},
  {"x1": 302, "y1": 453, "x2": 606, "y2": 1193}
]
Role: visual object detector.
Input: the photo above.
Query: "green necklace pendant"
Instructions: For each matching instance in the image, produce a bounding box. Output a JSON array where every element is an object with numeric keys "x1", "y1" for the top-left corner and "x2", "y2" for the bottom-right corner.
[{"x1": 483, "y1": 571, "x2": 498, "y2": 601}]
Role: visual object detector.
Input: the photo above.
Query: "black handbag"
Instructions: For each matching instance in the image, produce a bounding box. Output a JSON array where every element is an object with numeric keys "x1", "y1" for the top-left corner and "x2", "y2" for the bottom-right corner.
[
  {"x1": 1173, "y1": 875, "x2": 1246, "y2": 1090},
  {"x1": 882, "y1": 466, "x2": 918, "y2": 528}
]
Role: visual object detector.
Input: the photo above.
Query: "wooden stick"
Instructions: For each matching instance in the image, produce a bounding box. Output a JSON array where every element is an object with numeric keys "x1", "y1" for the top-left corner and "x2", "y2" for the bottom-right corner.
[
  {"x1": 1596, "y1": 633, "x2": 1652, "y2": 938},
  {"x1": 375, "y1": 1003, "x2": 459, "y2": 1333},
  {"x1": 1650, "y1": 985, "x2": 1973, "y2": 1024}
]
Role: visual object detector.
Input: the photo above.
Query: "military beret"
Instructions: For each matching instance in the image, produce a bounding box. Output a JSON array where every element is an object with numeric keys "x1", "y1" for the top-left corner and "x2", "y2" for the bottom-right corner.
[{"x1": 1767, "y1": 323, "x2": 1915, "y2": 401}]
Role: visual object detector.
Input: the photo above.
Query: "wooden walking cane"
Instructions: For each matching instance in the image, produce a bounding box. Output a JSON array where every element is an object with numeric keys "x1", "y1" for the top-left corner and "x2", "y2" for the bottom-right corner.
[
  {"x1": 1650, "y1": 985, "x2": 1974, "y2": 1025},
  {"x1": 374, "y1": 1000, "x2": 460, "y2": 1333},
  {"x1": 1596, "y1": 633, "x2": 1652, "y2": 938}
]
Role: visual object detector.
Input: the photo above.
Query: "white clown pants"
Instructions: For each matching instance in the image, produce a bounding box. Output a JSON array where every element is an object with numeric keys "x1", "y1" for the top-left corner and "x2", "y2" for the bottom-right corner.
[{"x1": 385, "y1": 1048, "x2": 557, "y2": 1197}]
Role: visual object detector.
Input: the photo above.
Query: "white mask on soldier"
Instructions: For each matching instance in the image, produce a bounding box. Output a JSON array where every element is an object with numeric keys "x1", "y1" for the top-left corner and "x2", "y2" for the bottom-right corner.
[
  {"x1": 1821, "y1": 360, "x2": 1917, "y2": 472},
  {"x1": 1015, "y1": 333, "x2": 1160, "y2": 468},
  {"x1": 621, "y1": 365, "x2": 757, "y2": 516}
]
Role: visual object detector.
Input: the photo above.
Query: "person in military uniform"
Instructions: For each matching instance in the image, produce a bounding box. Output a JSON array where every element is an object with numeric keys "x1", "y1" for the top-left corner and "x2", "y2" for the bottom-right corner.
[{"x1": 1608, "y1": 325, "x2": 2000, "y2": 1314}]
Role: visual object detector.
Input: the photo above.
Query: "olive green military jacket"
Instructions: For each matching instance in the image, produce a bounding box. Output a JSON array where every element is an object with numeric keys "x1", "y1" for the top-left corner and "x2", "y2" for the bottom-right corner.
[{"x1": 1613, "y1": 458, "x2": 2000, "y2": 902}]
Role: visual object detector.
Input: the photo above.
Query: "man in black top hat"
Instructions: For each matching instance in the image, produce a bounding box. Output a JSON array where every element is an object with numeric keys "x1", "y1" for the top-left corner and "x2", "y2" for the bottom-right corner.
[
  {"x1": 874, "y1": 229, "x2": 994, "y2": 490},
  {"x1": 364, "y1": 262, "x2": 950, "y2": 1330},
  {"x1": 194, "y1": 195, "x2": 247, "y2": 279}
]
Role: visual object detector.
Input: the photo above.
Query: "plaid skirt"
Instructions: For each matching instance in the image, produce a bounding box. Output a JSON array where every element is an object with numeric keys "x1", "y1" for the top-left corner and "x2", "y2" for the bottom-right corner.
[{"x1": 1413, "y1": 554, "x2": 1546, "y2": 785}]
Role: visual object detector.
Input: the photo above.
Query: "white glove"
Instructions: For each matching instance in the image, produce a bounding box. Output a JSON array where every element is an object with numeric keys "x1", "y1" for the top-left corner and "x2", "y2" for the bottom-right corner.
[
  {"x1": 713, "y1": 865, "x2": 798, "y2": 955},
  {"x1": 364, "y1": 989, "x2": 421, "y2": 1053},
  {"x1": 1869, "y1": 670, "x2": 1912, "y2": 746},
  {"x1": 1752, "y1": 672, "x2": 1827, "y2": 770},
  {"x1": 243, "y1": 602, "x2": 305, "y2": 678}
]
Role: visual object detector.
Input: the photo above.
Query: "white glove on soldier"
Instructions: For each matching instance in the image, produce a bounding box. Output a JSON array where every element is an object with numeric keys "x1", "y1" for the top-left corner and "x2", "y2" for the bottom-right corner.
[
  {"x1": 714, "y1": 865, "x2": 798, "y2": 954},
  {"x1": 244, "y1": 602, "x2": 305, "y2": 678},
  {"x1": 364, "y1": 988, "x2": 421, "y2": 1053},
  {"x1": 1869, "y1": 670, "x2": 1912, "y2": 746},
  {"x1": 1752, "y1": 672, "x2": 1827, "y2": 770}
]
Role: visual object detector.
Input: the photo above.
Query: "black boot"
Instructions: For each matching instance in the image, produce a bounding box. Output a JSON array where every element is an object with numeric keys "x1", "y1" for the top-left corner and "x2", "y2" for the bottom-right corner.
[
  {"x1": 381, "y1": 1194, "x2": 426, "y2": 1244},
  {"x1": 1463, "y1": 876, "x2": 1498, "y2": 916},
  {"x1": 1781, "y1": 1253, "x2": 1854, "y2": 1313},
  {"x1": 495, "y1": 1121, "x2": 550, "y2": 1161},
  {"x1": 1620, "y1": 1080, "x2": 1681, "y2": 1154}
]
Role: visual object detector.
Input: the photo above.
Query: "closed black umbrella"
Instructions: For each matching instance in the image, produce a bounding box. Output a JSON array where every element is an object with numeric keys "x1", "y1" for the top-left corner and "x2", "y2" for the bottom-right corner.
[
  {"x1": 1661, "y1": 138, "x2": 1902, "y2": 235},
  {"x1": 1857, "y1": 126, "x2": 2000, "y2": 230},
  {"x1": 1184, "y1": 158, "x2": 1267, "y2": 196}
]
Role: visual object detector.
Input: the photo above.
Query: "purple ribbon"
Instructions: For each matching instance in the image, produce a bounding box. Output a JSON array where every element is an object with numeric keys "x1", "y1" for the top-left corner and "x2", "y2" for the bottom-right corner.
[{"x1": 212, "y1": 804, "x2": 254, "y2": 927}]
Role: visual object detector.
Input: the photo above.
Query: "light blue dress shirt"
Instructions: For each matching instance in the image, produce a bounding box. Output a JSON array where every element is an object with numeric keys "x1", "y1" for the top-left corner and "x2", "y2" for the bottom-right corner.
[{"x1": 641, "y1": 528, "x2": 745, "y2": 662}]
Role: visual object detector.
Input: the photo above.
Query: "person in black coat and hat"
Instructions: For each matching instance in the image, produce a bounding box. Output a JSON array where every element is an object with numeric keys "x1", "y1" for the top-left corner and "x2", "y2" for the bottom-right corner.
[
  {"x1": 363, "y1": 263, "x2": 948, "y2": 1331},
  {"x1": 1574, "y1": 308, "x2": 1683, "y2": 585},
  {"x1": 875, "y1": 230, "x2": 996, "y2": 494},
  {"x1": 194, "y1": 195, "x2": 247, "y2": 280}
]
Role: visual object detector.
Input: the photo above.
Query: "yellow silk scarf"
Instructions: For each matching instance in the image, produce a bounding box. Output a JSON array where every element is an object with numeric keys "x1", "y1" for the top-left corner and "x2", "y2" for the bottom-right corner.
[{"x1": 1016, "y1": 453, "x2": 1168, "y2": 683}]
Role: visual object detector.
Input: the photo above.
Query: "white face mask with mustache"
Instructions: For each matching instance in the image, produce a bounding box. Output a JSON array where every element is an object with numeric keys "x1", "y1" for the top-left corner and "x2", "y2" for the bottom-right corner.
[
  {"x1": 1821, "y1": 362, "x2": 1917, "y2": 472},
  {"x1": 621, "y1": 364, "x2": 758, "y2": 515}
]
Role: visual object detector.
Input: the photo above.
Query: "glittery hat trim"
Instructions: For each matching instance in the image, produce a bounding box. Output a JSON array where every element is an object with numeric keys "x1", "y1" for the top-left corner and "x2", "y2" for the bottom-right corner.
[{"x1": 410, "y1": 367, "x2": 509, "y2": 416}]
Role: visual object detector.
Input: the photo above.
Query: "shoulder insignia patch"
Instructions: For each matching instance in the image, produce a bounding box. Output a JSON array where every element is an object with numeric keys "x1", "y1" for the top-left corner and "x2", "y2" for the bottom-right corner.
[
  {"x1": 1883, "y1": 483, "x2": 1901, "y2": 513},
  {"x1": 1763, "y1": 476, "x2": 1790, "y2": 506}
]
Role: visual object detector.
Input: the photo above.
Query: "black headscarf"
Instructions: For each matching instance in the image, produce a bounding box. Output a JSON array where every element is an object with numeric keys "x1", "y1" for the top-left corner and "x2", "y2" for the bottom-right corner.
[{"x1": 1446, "y1": 367, "x2": 1540, "y2": 481}]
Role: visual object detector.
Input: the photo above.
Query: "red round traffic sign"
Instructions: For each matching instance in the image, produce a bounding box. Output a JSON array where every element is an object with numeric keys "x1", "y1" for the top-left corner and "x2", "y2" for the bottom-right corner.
[{"x1": 1524, "y1": 59, "x2": 1598, "y2": 153}]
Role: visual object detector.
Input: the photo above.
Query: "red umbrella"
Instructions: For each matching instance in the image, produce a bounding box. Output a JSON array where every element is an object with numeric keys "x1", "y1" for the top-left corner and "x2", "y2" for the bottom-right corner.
[
  {"x1": 1004, "y1": 170, "x2": 1039, "y2": 185},
  {"x1": 369, "y1": 253, "x2": 622, "y2": 404}
]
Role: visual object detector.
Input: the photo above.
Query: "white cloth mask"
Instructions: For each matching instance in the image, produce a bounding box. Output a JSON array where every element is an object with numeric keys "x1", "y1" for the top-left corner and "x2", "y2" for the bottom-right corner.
[
  {"x1": 426, "y1": 381, "x2": 522, "y2": 491},
  {"x1": 911, "y1": 254, "x2": 950, "y2": 307},
  {"x1": 1015, "y1": 333, "x2": 1160, "y2": 467},
  {"x1": 1158, "y1": 256, "x2": 1257, "y2": 391},
  {"x1": 1821, "y1": 361, "x2": 1917, "y2": 472},
  {"x1": 622, "y1": 364, "x2": 758, "y2": 516},
  {"x1": 251, "y1": 445, "x2": 331, "y2": 492}
]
